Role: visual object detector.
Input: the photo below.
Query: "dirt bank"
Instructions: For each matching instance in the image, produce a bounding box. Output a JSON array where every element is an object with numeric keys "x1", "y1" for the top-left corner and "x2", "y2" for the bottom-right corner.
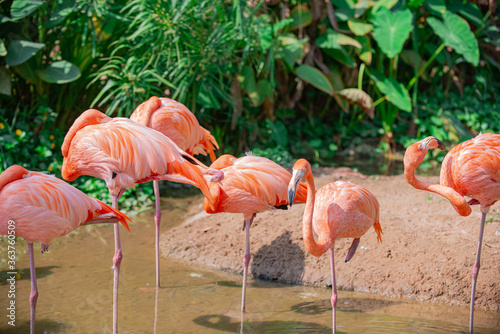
[{"x1": 159, "y1": 171, "x2": 500, "y2": 311}]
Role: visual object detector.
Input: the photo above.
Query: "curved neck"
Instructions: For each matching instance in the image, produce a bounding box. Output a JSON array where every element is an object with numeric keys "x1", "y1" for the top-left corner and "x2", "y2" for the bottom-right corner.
[
  {"x1": 303, "y1": 173, "x2": 333, "y2": 257},
  {"x1": 405, "y1": 158, "x2": 471, "y2": 217}
]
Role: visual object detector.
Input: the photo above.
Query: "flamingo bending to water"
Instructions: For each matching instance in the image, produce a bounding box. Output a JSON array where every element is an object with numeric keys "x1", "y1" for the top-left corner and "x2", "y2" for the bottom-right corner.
[
  {"x1": 404, "y1": 133, "x2": 500, "y2": 333},
  {"x1": 130, "y1": 96, "x2": 220, "y2": 288},
  {"x1": 287, "y1": 159, "x2": 382, "y2": 333},
  {"x1": 61, "y1": 109, "x2": 223, "y2": 333},
  {"x1": 202, "y1": 154, "x2": 308, "y2": 312},
  {"x1": 0, "y1": 165, "x2": 130, "y2": 334}
]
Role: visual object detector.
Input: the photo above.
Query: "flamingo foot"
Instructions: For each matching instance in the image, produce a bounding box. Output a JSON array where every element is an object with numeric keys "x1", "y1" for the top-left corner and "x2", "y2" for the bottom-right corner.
[{"x1": 41, "y1": 243, "x2": 49, "y2": 253}]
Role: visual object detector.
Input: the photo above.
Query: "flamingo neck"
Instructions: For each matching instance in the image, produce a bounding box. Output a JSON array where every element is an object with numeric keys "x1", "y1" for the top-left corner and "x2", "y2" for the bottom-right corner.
[
  {"x1": 404, "y1": 159, "x2": 471, "y2": 216},
  {"x1": 303, "y1": 173, "x2": 333, "y2": 257}
]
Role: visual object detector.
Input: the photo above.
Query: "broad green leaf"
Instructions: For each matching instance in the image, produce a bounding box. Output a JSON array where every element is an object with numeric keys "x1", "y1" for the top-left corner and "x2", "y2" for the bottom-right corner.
[
  {"x1": 407, "y1": 0, "x2": 424, "y2": 11},
  {"x1": 347, "y1": 20, "x2": 373, "y2": 36},
  {"x1": 371, "y1": 0, "x2": 398, "y2": 14},
  {"x1": 316, "y1": 29, "x2": 361, "y2": 49},
  {"x1": 424, "y1": 43, "x2": 446, "y2": 64},
  {"x1": 36, "y1": 60, "x2": 81, "y2": 84},
  {"x1": 331, "y1": 0, "x2": 355, "y2": 22},
  {"x1": 0, "y1": 14, "x2": 11, "y2": 23},
  {"x1": 287, "y1": 5, "x2": 313, "y2": 31},
  {"x1": 448, "y1": 0, "x2": 483, "y2": 27},
  {"x1": 354, "y1": 0, "x2": 370, "y2": 18},
  {"x1": 276, "y1": 35, "x2": 306, "y2": 67},
  {"x1": 323, "y1": 48, "x2": 355, "y2": 67},
  {"x1": 371, "y1": 7, "x2": 413, "y2": 58},
  {"x1": 338, "y1": 88, "x2": 374, "y2": 118},
  {"x1": 370, "y1": 70, "x2": 412, "y2": 112},
  {"x1": 0, "y1": 40, "x2": 6, "y2": 56},
  {"x1": 427, "y1": 11, "x2": 479, "y2": 66},
  {"x1": 5, "y1": 40, "x2": 45, "y2": 66},
  {"x1": 295, "y1": 65, "x2": 334, "y2": 95},
  {"x1": 0, "y1": 68, "x2": 11, "y2": 96},
  {"x1": 43, "y1": 6, "x2": 75, "y2": 28},
  {"x1": 356, "y1": 35, "x2": 372, "y2": 64},
  {"x1": 257, "y1": 79, "x2": 273, "y2": 103},
  {"x1": 10, "y1": 0, "x2": 44, "y2": 20},
  {"x1": 425, "y1": 0, "x2": 446, "y2": 17},
  {"x1": 326, "y1": 68, "x2": 348, "y2": 111}
]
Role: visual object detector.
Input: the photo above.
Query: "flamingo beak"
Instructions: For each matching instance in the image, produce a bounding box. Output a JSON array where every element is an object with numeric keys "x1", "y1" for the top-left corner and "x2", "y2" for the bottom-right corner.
[{"x1": 288, "y1": 169, "x2": 304, "y2": 207}]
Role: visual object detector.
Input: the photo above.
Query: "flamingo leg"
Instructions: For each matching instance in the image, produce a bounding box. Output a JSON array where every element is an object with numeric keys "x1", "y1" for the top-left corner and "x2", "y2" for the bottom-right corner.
[
  {"x1": 241, "y1": 215, "x2": 255, "y2": 312},
  {"x1": 469, "y1": 212, "x2": 487, "y2": 334},
  {"x1": 329, "y1": 248, "x2": 337, "y2": 333},
  {"x1": 28, "y1": 243, "x2": 38, "y2": 334},
  {"x1": 154, "y1": 180, "x2": 161, "y2": 288},
  {"x1": 111, "y1": 194, "x2": 122, "y2": 334}
]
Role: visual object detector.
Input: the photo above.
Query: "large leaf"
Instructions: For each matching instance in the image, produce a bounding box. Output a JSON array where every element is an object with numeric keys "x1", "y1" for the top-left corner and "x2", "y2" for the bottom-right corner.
[
  {"x1": 331, "y1": 0, "x2": 355, "y2": 22},
  {"x1": 10, "y1": 0, "x2": 44, "y2": 20},
  {"x1": 425, "y1": 0, "x2": 446, "y2": 17},
  {"x1": 295, "y1": 65, "x2": 334, "y2": 95},
  {"x1": 347, "y1": 20, "x2": 373, "y2": 36},
  {"x1": 276, "y1": 35, "x2": 306, "y2": 68},
  {"x1": 323, "y1": 48, "x2": 355, "y2": 67},
  {"x1": 0, "y1": 68, "x2": 11, "y2": 96},
  {"x1": 371, "y1": 0, "x2": 398, "y2": 14},
  {"x1": 448, "y1": 0, "x2": 482, "y2": 27},
  {"x1": 5, "y1": 40, "x2": 45, "y2": 66},
  {"x1": 338, "y1": 88, "x2": 374, "y2": 118},
  {"x1": 287, "y1": 5, "x2": 313, "y2": 31},
  {"x1": 427, "y1": 11, "x2": 479, "y2": 66},
  {"x1": 36, "y1": 60, "x2": 81, "y2": 84},
  {"x1": 370, "y1": 70, "x2": 412, "y2": 112},
  {"x1": 316, "y1": 29, "x2": 361, "y2": 49},
  {"x1": 371, "y1": 7, "x2": 413, "y2": 58}
]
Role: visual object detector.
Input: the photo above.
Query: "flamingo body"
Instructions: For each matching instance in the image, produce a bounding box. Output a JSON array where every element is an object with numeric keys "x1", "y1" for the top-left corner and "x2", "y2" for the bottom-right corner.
[{"x1": 130, "y1": 96, "x2": 219, "y2": 161}]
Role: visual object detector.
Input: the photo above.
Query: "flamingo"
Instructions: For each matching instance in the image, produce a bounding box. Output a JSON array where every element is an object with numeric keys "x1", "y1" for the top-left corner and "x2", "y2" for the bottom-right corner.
[
  {"x1": 404, "y1": 133, "x2": 500, "y2": 333},
  {"x1": 130, "y1": 96, "x2": 220, "y2": 289},
  {"x1": 201, "y1": 153, "x2": 308, "y2": 312},
  {"x1": 287, "y1": 159, "x2": 382, "y2": 333},
  {"x1": 0, "y1": 165, "x2": 131, "y2": 334},
  {"x1": 61, "y1": 109, "x2": 223, "y2": 333}
]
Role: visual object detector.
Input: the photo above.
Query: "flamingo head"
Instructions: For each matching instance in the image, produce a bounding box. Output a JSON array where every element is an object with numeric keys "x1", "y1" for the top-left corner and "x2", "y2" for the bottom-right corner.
[
  {"x1": 288, "y1": 159, "x2": 311, "y2": 206},
  {"x1": 404, "y1": 136, "x2": 446, "y2": 171},
  {"x1": 0, "y1": 165, "x2": 29, "y2": 192}
]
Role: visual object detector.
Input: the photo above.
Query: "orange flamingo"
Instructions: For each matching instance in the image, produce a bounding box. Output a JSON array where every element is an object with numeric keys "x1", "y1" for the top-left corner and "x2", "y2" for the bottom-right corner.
[
  {"x1": 0, "y1": 165, "x2": 130, "y2": 334},
  {"x1": 130, "y1": 96, "x2": 219, "y2": 162},
  {"x1": 404, "y1": 133, "x2": 500, "y2": 333},
  {"x1": 287, "y1": 159, "x2": 382, "y2": 333},
  {"x1": 130, "y1": 96, "x2": 220, "y2": 290},
  {"x1": 203, "y1": 154, "x2": 308, "y2": 312},
  {"x1": 61, "y1": 109, "x2": 223, "y2": 333}
]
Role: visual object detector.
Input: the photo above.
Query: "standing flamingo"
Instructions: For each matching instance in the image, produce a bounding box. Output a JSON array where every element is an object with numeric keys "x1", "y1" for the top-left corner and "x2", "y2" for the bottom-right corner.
[
  {"x1": 287, "y1": 159, "x2": 382, "y2": 333},
  {"x1": 404, "y1": 133, "x2": 500, "y2": 333},
  {"x1": 0, "y1": 165, "x2": 131, "y2": 334},
  {"x1": 61, "y1": 109, "x2": 223, "y2": 333},
  {"x1": 202, "y1": 153, "x2": 308, "y2": 312},
  {"x1": 130, "y1": 96, "x2": 220, "y2": 289}
]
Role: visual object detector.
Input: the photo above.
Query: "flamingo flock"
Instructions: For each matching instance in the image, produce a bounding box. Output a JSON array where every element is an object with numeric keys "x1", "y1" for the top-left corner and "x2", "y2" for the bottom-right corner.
[{"x1": 0, "y1": 96, "x2": 497, "y2": 334}]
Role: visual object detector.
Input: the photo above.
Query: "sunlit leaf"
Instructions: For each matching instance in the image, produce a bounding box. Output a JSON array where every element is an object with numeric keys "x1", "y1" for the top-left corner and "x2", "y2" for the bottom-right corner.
[
  {"x1": 0, "y1": 14, "x2": 11, "y2": 24},
  {"x1": 371, "y1": 7, "x2": 413, "y2": 58},
  {"x1": 5, "y1": 40, "x2": 45, "y2": 66},
  {"x1": 36, "y1": 61, "x2": 81, "y2": 84},
  {"x1": 0, "y1": 68, "x2": 11, "y2": 96},
  {"x1": 448, "y1": 0, "x2": 483, "y2": 28},
  {"x1": 347, "y1": 20, "x2": 373, "y2": 36},
  {"x1": 10, "y1": 0, "x2": 44, "y2": 20},
  {"x1": 338, "y1": 88, "x2": 375, "y2": 118},
  {"x1": 356, "y1": 35, "x2": 372, "y2": 65},
  {"x1": 427, "y1": 11, "x2": 479, "y2": 66},
  {"x1": 0, "y1": 40, "x2": 6, "y2": 56},
  {"x1": 295, "y1": 65, "x2": 333, "y2": 95},
  {"x1": 370, "y1": 70, "x2": 412, "y2": 112}
]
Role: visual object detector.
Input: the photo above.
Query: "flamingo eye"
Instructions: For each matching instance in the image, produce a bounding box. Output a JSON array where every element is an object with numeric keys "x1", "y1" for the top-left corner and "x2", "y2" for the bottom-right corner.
[{"x1": 112, "y1": 172, "x2": 117, "y2": 179}]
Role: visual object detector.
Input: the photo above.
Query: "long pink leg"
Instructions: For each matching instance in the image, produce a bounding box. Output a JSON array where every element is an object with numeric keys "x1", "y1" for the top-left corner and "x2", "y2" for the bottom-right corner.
[
  {"x1": 154, "y1": 180, "x2": 161, "y2": 288},
  {"x1": 329, "y1": 248, "x2": 337, "y2": 333},
  {"x1": 111, "y1": 194, "x2": 122, "y2": 334},
  {"x1": 28, "y1": 243, "x2": 38, "y2": 334},
  {"x1": 241, "y1": 215, "x2": 255, "y2": 312},
  {"x1": 469, "y1": 212, "x2": 487, "y2": 334}
]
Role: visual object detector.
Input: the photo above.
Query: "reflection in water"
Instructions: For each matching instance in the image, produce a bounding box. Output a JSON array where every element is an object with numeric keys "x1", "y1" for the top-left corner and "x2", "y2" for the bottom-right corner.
[
  {"x1": 0, "y1": 266, "x2": 59, "y2": 286},
  {"x1": 292, "y1": 297, "x2": 405, "y2": 315},
  {"x1": 193, "y1": 314, "x2": 335, "y2": 334}
]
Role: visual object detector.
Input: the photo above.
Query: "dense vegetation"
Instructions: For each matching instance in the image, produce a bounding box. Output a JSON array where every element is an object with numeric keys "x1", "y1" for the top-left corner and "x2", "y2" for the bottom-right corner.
[{"x1": 0, "y1": 0, "x2": 499, "y2": 209}]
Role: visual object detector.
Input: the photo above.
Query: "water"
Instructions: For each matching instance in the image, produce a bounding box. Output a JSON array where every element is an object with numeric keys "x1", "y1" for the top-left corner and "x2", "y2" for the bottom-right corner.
[{"x1": 1, "y1": 195, "x2": 499, "y2": 333}]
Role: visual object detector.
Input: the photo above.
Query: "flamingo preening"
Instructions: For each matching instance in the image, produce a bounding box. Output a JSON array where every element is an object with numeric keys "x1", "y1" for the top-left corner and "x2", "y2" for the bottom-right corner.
[
  {"x1": 404, "y1": 133, "x2": 500, "y2": 333},
  {"x1": 61, "y1": 109, "x2": 223, "y2": 333},
  {"x1": 288, "y1": 159, "x2": 382, "y2": 333},
  {"x1": 130, "y1": 96, "x2": 220, "y2": 289},
  {"x1": 0, "y1": 165, "x2": 131, "y2": 334}
]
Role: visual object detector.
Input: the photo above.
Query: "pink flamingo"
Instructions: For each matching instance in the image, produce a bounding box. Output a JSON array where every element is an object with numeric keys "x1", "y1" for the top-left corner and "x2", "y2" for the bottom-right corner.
[
  {"x1": 288, "y1": 159, "x2": 382, "y2": 333},
  {"x1": 61, "y1": 109, "x2": 223, "y2": 333},
  {"x1": 404, "y1": 133, "x2": 500, "y2": 333},
  {"x1": 130, "y1": 96, "x2": 220, "y2": 289},
  {"x1": 202, "y1": 154, "x2": 308, "y2": 312},
  {"x1": 0, "y1": 165, "x2": 130, "y2": 334}
]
